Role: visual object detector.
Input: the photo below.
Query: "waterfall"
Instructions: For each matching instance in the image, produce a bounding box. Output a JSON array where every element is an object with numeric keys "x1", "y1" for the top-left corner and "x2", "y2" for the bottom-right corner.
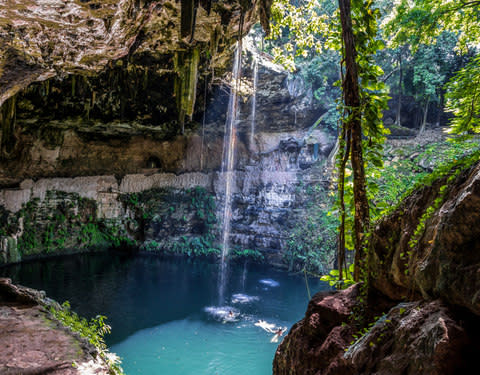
[
  {"x1": 241, "y1": 260, "x2": 248, "y2": 290},
  {"x1": 218, "y1": 41, "x2": 243, "y2": 304},
  {"x1": 250, "y1": 57, "x2": 258, "y2": 151}
]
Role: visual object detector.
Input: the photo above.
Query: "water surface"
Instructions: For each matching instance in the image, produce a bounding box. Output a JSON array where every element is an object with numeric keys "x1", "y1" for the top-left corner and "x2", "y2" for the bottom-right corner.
[{"x1": 1, "y1": 252, "x2": 328, "y2": 375}]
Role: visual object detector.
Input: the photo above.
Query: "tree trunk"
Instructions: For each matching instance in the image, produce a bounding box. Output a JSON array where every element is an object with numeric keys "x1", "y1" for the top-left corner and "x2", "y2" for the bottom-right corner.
[
  {"x1": 419, "y1": 97, "x2": 429, "y2": 134},
  {"x1": 435, "y1": 90, "x2": 443, "y2": 127},
  {"x1": 338, "y1": 0, "x2": 370, "y2": 282},
  {"x1": 395, "y1": 51, "x2": 402, "y2": 126},
  {"x1": 337, "y1": 124, "x2": 351, "y2": 280}
]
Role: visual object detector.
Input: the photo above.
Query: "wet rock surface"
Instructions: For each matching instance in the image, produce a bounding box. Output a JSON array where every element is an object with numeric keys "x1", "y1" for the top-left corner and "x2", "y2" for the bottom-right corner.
[
  {"x1": 0, "y1": 278, "x2": 110, "y2": 375},
  {"x1": 0, "y1": 47, "x2": 335, "y2": 266},
  {"x1": 0, "y1": 0, "x2": 271, "y2": 105}
]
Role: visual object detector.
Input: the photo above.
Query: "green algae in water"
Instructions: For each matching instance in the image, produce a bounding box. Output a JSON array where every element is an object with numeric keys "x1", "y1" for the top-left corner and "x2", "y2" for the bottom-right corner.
[{"x1": 0, "y1": 253, "x2": 329, "y2": 374}]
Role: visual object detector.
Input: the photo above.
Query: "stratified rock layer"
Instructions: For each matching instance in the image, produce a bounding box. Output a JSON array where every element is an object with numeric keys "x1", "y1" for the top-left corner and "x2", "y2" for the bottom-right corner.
[{"x1": 0, "y1": 46, "x2": 334, "y2": 266}]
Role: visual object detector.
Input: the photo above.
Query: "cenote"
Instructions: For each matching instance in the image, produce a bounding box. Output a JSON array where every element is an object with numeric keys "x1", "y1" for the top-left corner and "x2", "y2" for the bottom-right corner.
[{"x1": 0, "y1": 252, "x2": 328, "y2": 374}]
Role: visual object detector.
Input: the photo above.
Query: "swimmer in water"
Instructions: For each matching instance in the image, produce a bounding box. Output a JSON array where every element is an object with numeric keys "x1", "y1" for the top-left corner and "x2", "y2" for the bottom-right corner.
[
  {"x1": 255, "y1": 320, "x2": 276, "y2": 333},
  {"x1": 270, "y1": 327, "x2": 286, "y2": 343},
  {"x1": 229, "y1": 310, "x2": 234, "y2": 317}
]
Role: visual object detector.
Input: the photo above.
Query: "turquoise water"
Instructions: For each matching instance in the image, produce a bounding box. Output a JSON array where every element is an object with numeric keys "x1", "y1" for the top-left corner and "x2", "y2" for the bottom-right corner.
[{"x1": 0, "y1": 253, "x2": 328, "y2": 374}]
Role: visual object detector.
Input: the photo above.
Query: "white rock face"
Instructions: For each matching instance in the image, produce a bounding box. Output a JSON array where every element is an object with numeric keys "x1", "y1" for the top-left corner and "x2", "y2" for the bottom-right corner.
[
  {"x1": 0, "y1": 172, "x2": 213, "y2": 217},
  {"x1": 119, "y1": 172, "x2": 212, "y2": 193}
]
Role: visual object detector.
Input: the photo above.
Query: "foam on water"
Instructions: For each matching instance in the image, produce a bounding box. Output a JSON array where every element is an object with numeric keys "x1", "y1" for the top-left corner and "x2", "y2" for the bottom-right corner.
[
  {"x1": 259, "y1": 278, "x2": 280, "y2": 287},
  {"x1": 231, "y1": 293, "x2": 259, "y2": 304},
  {"x1": 204, "y1": 306, "x2": 240, "y2": 322}
]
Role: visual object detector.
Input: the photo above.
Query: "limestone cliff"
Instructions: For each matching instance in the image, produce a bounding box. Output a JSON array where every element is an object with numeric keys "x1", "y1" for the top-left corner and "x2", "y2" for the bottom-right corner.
[
  {"x1": 273, "y1": 158, "x2": 480, "y2": 374},
  {"x1": 0, "y1": 30, "x2": 335, "y2": 267}
]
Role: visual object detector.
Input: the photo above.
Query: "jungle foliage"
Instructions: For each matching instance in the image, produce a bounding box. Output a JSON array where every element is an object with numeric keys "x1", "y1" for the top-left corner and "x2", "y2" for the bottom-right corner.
[
  {"x1": 266, "y1": 0, "x2": 480, "y2": 135},
  {"x1": 268, "y1": 0, "x2": 480, "y2": 287}
]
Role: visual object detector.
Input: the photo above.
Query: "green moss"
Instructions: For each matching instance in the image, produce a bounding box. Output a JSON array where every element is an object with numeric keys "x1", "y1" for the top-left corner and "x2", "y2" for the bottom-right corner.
[
  {"x1": 128, "y1": 186, "x2": 219, "y2": 257},
  {"x1": 0, "y1": 95, "x2": 17, "y2": 156},
  {"x1": 174, "y1": 47, "x2": 200, "y2": 127},
  {"x1": 1, "y1": 191, "x2": 134, "y2": 260}
]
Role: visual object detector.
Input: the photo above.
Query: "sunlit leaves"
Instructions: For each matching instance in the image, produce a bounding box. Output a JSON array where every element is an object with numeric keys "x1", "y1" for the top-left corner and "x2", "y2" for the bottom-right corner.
[
  {"x1": 384, "y1": 0, "x2": 480, "y2": 134},
  {"x1": 445, "y1": 55, "x2": 480, "y2": 133},
  {"x1": 268, "y1": 0, "x2": 330, "y2": 71}
]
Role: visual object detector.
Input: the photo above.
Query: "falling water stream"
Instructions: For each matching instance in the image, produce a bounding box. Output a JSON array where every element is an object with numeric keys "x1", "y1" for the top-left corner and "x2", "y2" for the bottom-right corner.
[
  {"x1": 250, "y1": 56, "x2": 258, "y2": 151},
  {"x1": 219, "y1": 41, "x2": 243, "y2": 304}
]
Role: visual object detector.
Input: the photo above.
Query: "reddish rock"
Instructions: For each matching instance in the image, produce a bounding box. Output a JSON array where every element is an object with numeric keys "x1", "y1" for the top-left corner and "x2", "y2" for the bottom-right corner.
[
  {"x1": 273, "y1": 285, "x2": 358, "y2": 375},
  {"x1": 0, "y1": 278, "x2": 112, "y2": 374},
  {"x1": 343, "y1": 300, "x2": 473, "y2": 375},
  {"x1": 274, "y1": 293, "x2": 476, "y2": 375}
]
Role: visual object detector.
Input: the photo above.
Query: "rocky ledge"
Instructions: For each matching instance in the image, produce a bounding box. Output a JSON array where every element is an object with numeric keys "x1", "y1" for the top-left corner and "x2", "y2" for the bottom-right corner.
[
  {"x1": 0, "y1": 278, "x2": 116, "y2": 374},
  {"x1": 274, "y1": 158, "x2": 480, "y2": 374}
]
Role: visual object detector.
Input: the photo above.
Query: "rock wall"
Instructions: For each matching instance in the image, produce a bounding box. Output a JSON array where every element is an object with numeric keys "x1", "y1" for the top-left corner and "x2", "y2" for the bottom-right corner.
[
  {"x1": 273, "y1": 158, "x2": 480, "y2": 374},
  {"x1": 0, "y1": 123, "x2": 333, "y2": 266},
  {"x1": 0, "y1": 38, "x2": 336, "y2": 267}
]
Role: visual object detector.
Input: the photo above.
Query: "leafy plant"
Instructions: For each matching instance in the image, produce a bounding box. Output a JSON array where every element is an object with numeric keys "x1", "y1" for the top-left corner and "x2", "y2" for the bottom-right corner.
[{"x1": 49, "y1": 301, "x2": 124, "y2": 375}]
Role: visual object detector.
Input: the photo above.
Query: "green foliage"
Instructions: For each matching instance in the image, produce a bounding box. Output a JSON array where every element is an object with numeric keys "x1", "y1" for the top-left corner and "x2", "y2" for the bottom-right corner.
[
  {"x1": 141, "y1": 237, "x2": 220, "y2": 258},
  {"x1": 284, "y1": 184, "x2": 336, "y2": 275},
  {"x1": 268, "y1": 0, "x2": 330, "y2": 71},
  {"x1": 49, "y1": 301, "x2": 124, "y2": 374},
  {"x1": 122, "y1": 186, "x2": 219, "y2": 257},
  {"x1": 384, "y1": 0, "x2": 480, "y2": 51},
  {"x1": 445, "y1": 55, "x2": 480, "y2": 133},
  {"x1": 374, "y1": 139, "x2": 480, "y2": 219},
  {"x1": 230, "y1": 248, "x2": 265, "y2": 262},
  {"x1": 0, "y1": 191, "x2": 135, "y2": 259},
  {"x1": 384, "y1": 0, "x2": 480, "y2": 133},
  {"x1": 320, "y1": 263, "x2": 355, "y2": 289}
]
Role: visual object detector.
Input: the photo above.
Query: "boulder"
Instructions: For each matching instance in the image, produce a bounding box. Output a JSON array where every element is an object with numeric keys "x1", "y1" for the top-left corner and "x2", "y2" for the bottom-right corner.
[
  {"x1": 370, "y1": 161, "x2": 480, "y2": 315},
  {"x1": 273, "y1": 285, "x2": 359, "y2": 375},
  {"x1": 274, "y1": 291, "x2": 476, "y2": 375},
  {"x1": 344, "y1": 300, "x2": 472, "y2": 375}
]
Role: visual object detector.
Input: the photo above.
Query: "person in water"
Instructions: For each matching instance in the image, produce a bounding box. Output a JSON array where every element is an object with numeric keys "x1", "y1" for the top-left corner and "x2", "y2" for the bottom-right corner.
[
  {"x1": 229, "y1": 310, "x2": 234, "y2": 317},
  {"x1": 271, "y1": 327, "x2": 285, "y2": 343}
]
